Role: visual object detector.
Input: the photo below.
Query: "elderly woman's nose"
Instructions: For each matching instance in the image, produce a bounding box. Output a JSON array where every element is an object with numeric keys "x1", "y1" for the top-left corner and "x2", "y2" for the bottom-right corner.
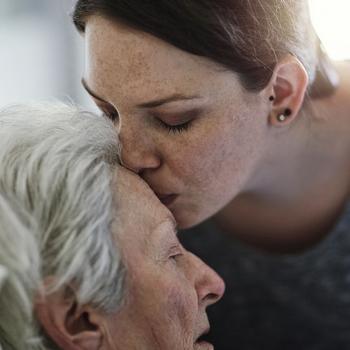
[
  {"x1": 189, "y1": 252, "x2": 225, "y2": 306},
  {"x1": 119, "y1": 124, "x2": 161, "y2": 174}
]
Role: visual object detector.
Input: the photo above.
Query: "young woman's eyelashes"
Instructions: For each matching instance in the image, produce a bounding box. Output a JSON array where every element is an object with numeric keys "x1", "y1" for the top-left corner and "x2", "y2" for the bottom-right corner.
[
  {"x1": 153, "y1": 108, "x2": 202, "y2": 133},
  {"x1": 103, "y1": 111, "x2": 193, "y2": 133},
  {"x1": 155, "y1": 118, "x2": 193, "y2": 134},
  {"x1": 102, "y1": 107, "x2": 198, "y2": 134}
]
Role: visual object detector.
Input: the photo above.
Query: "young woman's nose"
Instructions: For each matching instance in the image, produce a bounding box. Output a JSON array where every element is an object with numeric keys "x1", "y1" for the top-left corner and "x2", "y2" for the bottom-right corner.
[
  {"x1": 118, "y1": 123, "x2": 161, "y2": 174},
  {"x1": 188, "y1": 252, "x2": 225, "y2": 307}
]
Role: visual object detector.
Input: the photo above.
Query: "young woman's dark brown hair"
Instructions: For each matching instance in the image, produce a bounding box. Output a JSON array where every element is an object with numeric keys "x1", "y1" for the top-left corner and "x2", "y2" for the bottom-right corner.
[
  {"x1": 73, "y1": 1, "x2": 350, "y2": 348},
  {"x1": 73, "y1": 0, "x2": 338, "y2": 97}
]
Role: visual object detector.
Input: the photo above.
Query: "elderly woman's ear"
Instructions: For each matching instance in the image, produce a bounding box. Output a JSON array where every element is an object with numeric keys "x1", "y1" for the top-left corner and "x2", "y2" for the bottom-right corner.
[
  {"x1": 35, "y1": 279, "x2": 103, "y2": 350},
  {"x1": 266, "y1": 56, "x2": 309, "y2": 127}
]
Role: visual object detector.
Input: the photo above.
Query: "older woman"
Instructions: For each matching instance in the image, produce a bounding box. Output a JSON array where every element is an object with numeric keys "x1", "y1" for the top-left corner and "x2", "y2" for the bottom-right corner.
[
  {"x1": 0, "y1": 194, "x2": 40, "y2": 350},
  {"x1": 72, "y1": 0, "x2": 350, "y2": 348},
  {"x1": 0, "y1": 102, "x2": 224, "y2": 350}
]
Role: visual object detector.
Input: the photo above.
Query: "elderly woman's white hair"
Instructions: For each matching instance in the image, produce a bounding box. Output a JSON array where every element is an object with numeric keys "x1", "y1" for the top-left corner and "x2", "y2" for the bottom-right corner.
[
  {"x1": 0, "y1": 193, "x2": 40, "y2": 350},
  {"x1": 0, "y1": 101, "x2": 125, "y2": 350}
]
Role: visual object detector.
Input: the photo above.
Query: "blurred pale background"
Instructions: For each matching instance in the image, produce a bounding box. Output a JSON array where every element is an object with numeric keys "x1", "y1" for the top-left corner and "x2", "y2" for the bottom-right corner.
[
  {"x1": 1, "y1": 0, "x2": 350, "y2": 109},
  {"x1": 0, "y1": 0, "x2": 93, "y2": 109}
]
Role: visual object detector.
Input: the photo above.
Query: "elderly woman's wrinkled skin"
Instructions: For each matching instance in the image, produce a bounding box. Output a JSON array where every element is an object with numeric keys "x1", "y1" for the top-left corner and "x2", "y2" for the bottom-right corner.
[
  {"x1": 100, "y1": 168, "x2": 225, "y2": 350},
  {"x1": 36, "y1": 167, "x2": 225, "y2": 350}
]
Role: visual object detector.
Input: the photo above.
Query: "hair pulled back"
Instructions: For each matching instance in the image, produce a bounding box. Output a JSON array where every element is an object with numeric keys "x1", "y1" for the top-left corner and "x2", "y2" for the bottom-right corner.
[{"x1": 73, "y1": 0, "x2": 338, "y2": 99}]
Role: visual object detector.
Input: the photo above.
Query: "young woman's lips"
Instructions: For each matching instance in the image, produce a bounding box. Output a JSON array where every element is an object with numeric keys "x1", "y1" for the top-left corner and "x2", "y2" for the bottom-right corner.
[{"x1": 156, "y1": 194, "x2": 178, "y2": 205}]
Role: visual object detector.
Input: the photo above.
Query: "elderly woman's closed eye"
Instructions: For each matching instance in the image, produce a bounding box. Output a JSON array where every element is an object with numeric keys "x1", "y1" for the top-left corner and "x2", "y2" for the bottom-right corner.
[{"x1": 0, "y1": 102, "x2": 225, "y2": 350}]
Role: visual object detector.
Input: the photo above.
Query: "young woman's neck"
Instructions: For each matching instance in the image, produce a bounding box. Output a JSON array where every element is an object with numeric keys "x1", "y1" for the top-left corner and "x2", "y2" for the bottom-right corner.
[{"x1": 212, "y1": 63, "x2": 350, "y2": 253}]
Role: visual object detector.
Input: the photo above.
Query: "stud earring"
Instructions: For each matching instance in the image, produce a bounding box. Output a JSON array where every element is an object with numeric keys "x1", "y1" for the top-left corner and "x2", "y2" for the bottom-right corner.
[
  {"x1": 285, "y1": 108, "x2": 292, "y2": 116},
  {"x1": 278, "y1": 108, "x2": 292, "y2": 122},
  {"x1": 269, "y1": 96, "x2": 275, "y2": 101}
]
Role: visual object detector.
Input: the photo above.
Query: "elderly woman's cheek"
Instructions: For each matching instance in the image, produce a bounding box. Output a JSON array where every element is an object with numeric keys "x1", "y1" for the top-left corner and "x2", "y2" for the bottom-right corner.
[
  {"x1": 138, "y1": 277, "x2": 198, "y2": 347},
  {"x1": 168, "y1": 287, "x2": 198, "y2": 345}
]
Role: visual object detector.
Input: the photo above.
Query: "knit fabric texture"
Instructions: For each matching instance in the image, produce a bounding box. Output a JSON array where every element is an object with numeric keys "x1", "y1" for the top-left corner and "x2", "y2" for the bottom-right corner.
[{"x1": 179, "y1": 197, "x2": 350, "y2": 350}]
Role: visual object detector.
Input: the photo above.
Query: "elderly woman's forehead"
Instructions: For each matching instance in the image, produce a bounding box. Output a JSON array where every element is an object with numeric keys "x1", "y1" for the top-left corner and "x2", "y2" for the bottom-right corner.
[{"x1": 113, "y1": 166, "x2": 154, "y2": 196}]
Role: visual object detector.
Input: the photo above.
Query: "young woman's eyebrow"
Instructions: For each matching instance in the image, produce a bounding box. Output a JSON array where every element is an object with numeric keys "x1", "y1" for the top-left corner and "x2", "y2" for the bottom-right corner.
[
  {"x1": 137, "y1": 94, "x2": 201, "y2": 109},
  {"x1": 82, "y1": 78, "x2": 201, "y2": 109},
  {"x1": 81, "y1": 78, "x2": 107, "y2": 103}
]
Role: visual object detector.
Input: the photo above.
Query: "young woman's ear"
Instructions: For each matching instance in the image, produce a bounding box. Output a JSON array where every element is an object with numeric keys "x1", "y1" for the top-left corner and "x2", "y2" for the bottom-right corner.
[
  {"x1": 35, "y1": 278, "x2": 103, "y2": 350},
  {"x1": 266, "y1": 55, "x2": 309, "y2": 127}
]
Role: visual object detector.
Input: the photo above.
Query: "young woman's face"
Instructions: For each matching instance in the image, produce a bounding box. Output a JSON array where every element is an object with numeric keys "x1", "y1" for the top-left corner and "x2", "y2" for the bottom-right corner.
[{"x1": 84, "y1": 17, "x2": 271, "y2": 228}]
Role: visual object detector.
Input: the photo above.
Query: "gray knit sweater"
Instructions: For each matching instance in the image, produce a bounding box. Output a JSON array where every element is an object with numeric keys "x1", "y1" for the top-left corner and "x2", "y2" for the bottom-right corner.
[{"x1": 179, "y1": 197, "x2": 350, "y2": 350}]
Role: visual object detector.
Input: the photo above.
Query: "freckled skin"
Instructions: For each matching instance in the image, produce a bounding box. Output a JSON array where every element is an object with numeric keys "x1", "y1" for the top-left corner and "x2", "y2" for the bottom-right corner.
[
  {"x1": 84, "y1": 17, "x2": 271, "y2": 228},
  {"x1": 100, "y1": 168, "x2": 225, "y2": 350}
]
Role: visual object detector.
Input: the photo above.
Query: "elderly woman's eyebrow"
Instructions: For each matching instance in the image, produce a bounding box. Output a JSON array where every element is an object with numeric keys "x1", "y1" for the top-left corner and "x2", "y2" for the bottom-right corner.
[{"x1": 148, "y1": 212, "x2": 178, "y2": 241}]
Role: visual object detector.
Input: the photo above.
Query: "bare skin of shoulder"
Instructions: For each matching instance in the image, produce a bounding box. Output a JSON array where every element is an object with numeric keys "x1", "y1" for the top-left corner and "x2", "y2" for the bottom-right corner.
[{"x1": 212, "y1": 61, "x2": 350, "y2": 254}]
